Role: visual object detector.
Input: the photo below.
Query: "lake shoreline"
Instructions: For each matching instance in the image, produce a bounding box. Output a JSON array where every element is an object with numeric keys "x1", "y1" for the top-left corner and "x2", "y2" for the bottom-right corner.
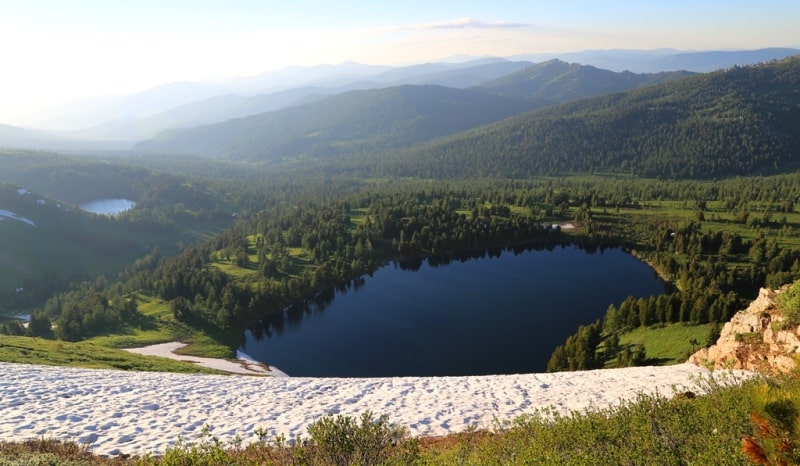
[{"x1": 241, "y1": 245, "x2": 665, "y2": 377}]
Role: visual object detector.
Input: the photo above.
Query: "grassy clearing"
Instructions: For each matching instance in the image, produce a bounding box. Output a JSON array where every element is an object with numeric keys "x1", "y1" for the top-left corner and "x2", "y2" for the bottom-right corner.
[
  {"x1": 618, "y1": 323, "x2": 715, "y2": 365},
  {"x1": 608, "y1": 199, "x2": 800, "y2": 250},
  {"x1": 86, "y1": 294, "x2": 236, "y2": 359},
  {"x1": 87, "y1": 294, "x2": 182, "y2": 349},
  {"x1": 350, "y1": 207, "x2": 369, "y2": 227},
  {"x1": 212, "y1": 259, "x2": 259, "y2": 280}
]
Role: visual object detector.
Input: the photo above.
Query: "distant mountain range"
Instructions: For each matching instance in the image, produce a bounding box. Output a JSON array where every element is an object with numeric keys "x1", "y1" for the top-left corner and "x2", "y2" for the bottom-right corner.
[
  {"x1": 18, "y1": 58, "x2": 532, "y2": 137},
  {"x1": 63, "y1": 60, "x2": 537, "y2": 141},
  {"x1": 134, "y1": 60, "x2": 697, "y2": 160},
  {"x1": 1, "y1": 47, "x2": 797, "y2": 153}
]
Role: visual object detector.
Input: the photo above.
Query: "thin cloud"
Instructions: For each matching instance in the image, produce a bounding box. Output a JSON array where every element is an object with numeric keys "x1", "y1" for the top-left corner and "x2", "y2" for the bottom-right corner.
[
  {"x1": 345, "y1": 17, "x2": 534, "y2": 39},
  {"x1": 411, "y1": 17, "x2": 532, "y2": 31}
]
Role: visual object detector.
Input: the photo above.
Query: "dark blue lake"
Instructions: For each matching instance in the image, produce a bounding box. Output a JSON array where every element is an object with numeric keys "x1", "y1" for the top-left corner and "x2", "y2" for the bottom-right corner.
[{"x1": 241, "y1": 246, "x2": 665, "y2": 377}]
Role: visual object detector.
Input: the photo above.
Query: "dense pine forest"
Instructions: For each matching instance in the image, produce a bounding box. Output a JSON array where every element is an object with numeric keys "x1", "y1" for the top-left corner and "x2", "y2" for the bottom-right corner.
[{"x1": 3, "y1": 56, "x2": 800, "y2": 373}]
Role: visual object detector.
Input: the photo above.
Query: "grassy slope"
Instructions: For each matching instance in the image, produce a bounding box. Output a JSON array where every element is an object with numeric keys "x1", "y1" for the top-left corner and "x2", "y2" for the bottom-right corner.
[
  {"x1": 0, "y1": 334, "x2": 221, "y2": 374},
  {"x1": 617, "y1": 323, "x2": 714, "y2": 365},
  {"x1": 87, "y1": 294, "x2": 237, "y2": 359}
]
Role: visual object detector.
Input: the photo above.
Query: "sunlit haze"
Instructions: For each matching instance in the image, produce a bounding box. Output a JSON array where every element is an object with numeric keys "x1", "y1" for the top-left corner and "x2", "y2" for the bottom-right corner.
[{"x1": 1, "y1": 0, "x2": 799, "y2": 125}]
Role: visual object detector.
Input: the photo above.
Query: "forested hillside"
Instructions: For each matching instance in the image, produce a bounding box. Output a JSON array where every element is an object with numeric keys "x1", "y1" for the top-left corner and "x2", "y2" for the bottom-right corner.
[
  {"x1": 135, "y1": 85, "x2": 537, "y2": 161},
  {"x1": 358, "y1": 55, "x2": 800, "y2": 179},
  {"x1": 0, "y1": 151, "x2": 242, "y2": 309}
]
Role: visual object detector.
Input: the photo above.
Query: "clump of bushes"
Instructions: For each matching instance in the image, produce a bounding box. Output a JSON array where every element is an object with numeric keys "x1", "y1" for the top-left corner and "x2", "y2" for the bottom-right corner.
[
  {"x1": 138, "y1": 411, "x2": 416, "y2": 466},
  {"x1": 304, "y1": 411, "x2": 416, "y2": 465},
  {"x1": 0, "y1": 438, "x2": 104, "y2": 465},
  {"x1": 777, "y1": 281, "x2": 800, "y2": 329}
]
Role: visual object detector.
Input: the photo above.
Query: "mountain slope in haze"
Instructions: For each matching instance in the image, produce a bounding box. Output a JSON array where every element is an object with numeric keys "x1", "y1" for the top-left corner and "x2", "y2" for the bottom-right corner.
[
  {"x1": 386, "y1": 60, "x2": 533, "y2": 88},
  {"x1": 135, "y1": 85, "x2": 539, "y2": 161},
  {"x1": 0, "y1": 124, "x2": 57, "y2": 145},
  {"x1": 214, "y1": 61, "x2": 392, "y2": 95},
  {"x1": 365, "y1": 58, "x2": 532, "y2": 88},
  {"x1": 25, "y1": 82, "x2": 227, "y2": 132},
  {"x1": 67, "y1": 87, "x2": 336, "y2": 141},
  {"x1": 474, "y1": 59, "x2": 695, "y2": 103},
  {"x1": 0, "y1": 124, "x2": 134, "y2": 152},
  {"x1": 372, "y1": 56, "x2": 800, "y2": 180},
  {"x1": 61, "y1": 60, "x2": 536, "y2": 141},
  {"x1": 19, "y1": 63, "x2": 390, "y2": 134}
]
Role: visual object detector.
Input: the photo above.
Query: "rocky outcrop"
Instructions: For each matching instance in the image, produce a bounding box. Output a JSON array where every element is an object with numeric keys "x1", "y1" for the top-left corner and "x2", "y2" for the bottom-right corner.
[{"x1": 689, "y1": 287, "x2": 800, "y2": 374}]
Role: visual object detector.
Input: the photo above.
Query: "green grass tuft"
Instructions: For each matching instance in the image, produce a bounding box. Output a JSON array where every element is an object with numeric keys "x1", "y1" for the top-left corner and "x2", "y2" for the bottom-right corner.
[{"x1": 617, "y1": 323, "x2": 714, "y2": 365}]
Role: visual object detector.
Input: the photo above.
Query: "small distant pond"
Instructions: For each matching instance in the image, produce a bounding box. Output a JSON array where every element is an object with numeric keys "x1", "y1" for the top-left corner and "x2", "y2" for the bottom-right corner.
[
  {"x1": 241, "y1": 245, "x2": 666, "y2": 377},
  {"x1": 79, "y1": 199, "x2": 136, "y2": 215}
]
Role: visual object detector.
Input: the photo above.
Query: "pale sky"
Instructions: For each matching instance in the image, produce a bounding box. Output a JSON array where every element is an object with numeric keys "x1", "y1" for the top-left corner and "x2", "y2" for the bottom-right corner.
[{"x1": 1, "y1": 0, "x2": 799, "y2": 125}]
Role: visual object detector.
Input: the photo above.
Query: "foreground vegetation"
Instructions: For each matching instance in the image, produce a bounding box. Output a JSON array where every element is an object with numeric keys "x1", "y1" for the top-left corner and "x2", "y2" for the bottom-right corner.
[{"x1": 2, "y1": 369, "x2": 798, "y2": 465}]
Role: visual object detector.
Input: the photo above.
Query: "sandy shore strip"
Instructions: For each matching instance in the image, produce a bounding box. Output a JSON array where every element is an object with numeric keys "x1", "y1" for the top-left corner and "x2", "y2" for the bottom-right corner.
[
  {"x1": 123, "y1": 342, "x2": 289, "y2": 377},
  {"x1": 0, "y1": 362, "x2": 752, "y2": 457}
]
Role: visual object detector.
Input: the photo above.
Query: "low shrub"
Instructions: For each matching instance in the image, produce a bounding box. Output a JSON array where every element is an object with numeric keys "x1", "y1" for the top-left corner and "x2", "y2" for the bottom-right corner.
[{"x1": 777, "y1": 282, "x2": 800, "y2": 329}]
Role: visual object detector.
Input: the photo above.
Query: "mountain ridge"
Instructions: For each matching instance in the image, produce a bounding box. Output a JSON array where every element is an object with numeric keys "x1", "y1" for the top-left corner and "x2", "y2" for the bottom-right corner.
[
  {"x1": 473, "y1": 59, "x2": 695, "y2": 102},
  {"x1": 13, "y1": 47, "x2": 796, "y2": 137},
  {"x1": 134, "y1": 61, "x2": 695, "y2": 161}
]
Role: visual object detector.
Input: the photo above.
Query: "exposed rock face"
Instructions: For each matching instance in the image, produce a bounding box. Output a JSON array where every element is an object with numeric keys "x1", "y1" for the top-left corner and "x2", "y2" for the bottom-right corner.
[{"x1": 689, "y1": 287, "x2": 800, "y2": 374}]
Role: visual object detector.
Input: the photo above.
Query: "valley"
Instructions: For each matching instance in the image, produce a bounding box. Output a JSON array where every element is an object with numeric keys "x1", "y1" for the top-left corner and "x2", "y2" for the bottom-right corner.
[
  {"x1": 2, "y1": 48, "x2": 800, "y2": 463},
  {"x1": 2, "y1": 56, "x2": 800, "y2": 374}
]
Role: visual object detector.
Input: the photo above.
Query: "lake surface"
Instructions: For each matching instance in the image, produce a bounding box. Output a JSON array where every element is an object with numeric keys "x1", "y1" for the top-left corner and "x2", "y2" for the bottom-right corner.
[
  {"x1": 79, "y1": 198, "x2": 136, "y2": 215},
  {"x1": 241, "y1": 246, "x2": 666, "y2": 377}
]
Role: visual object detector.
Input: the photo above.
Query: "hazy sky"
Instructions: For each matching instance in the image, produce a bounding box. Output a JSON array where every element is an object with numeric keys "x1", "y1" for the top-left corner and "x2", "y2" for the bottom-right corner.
[{"x1": 1, "y1": 0, "x2": 799, "y2": 124}]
